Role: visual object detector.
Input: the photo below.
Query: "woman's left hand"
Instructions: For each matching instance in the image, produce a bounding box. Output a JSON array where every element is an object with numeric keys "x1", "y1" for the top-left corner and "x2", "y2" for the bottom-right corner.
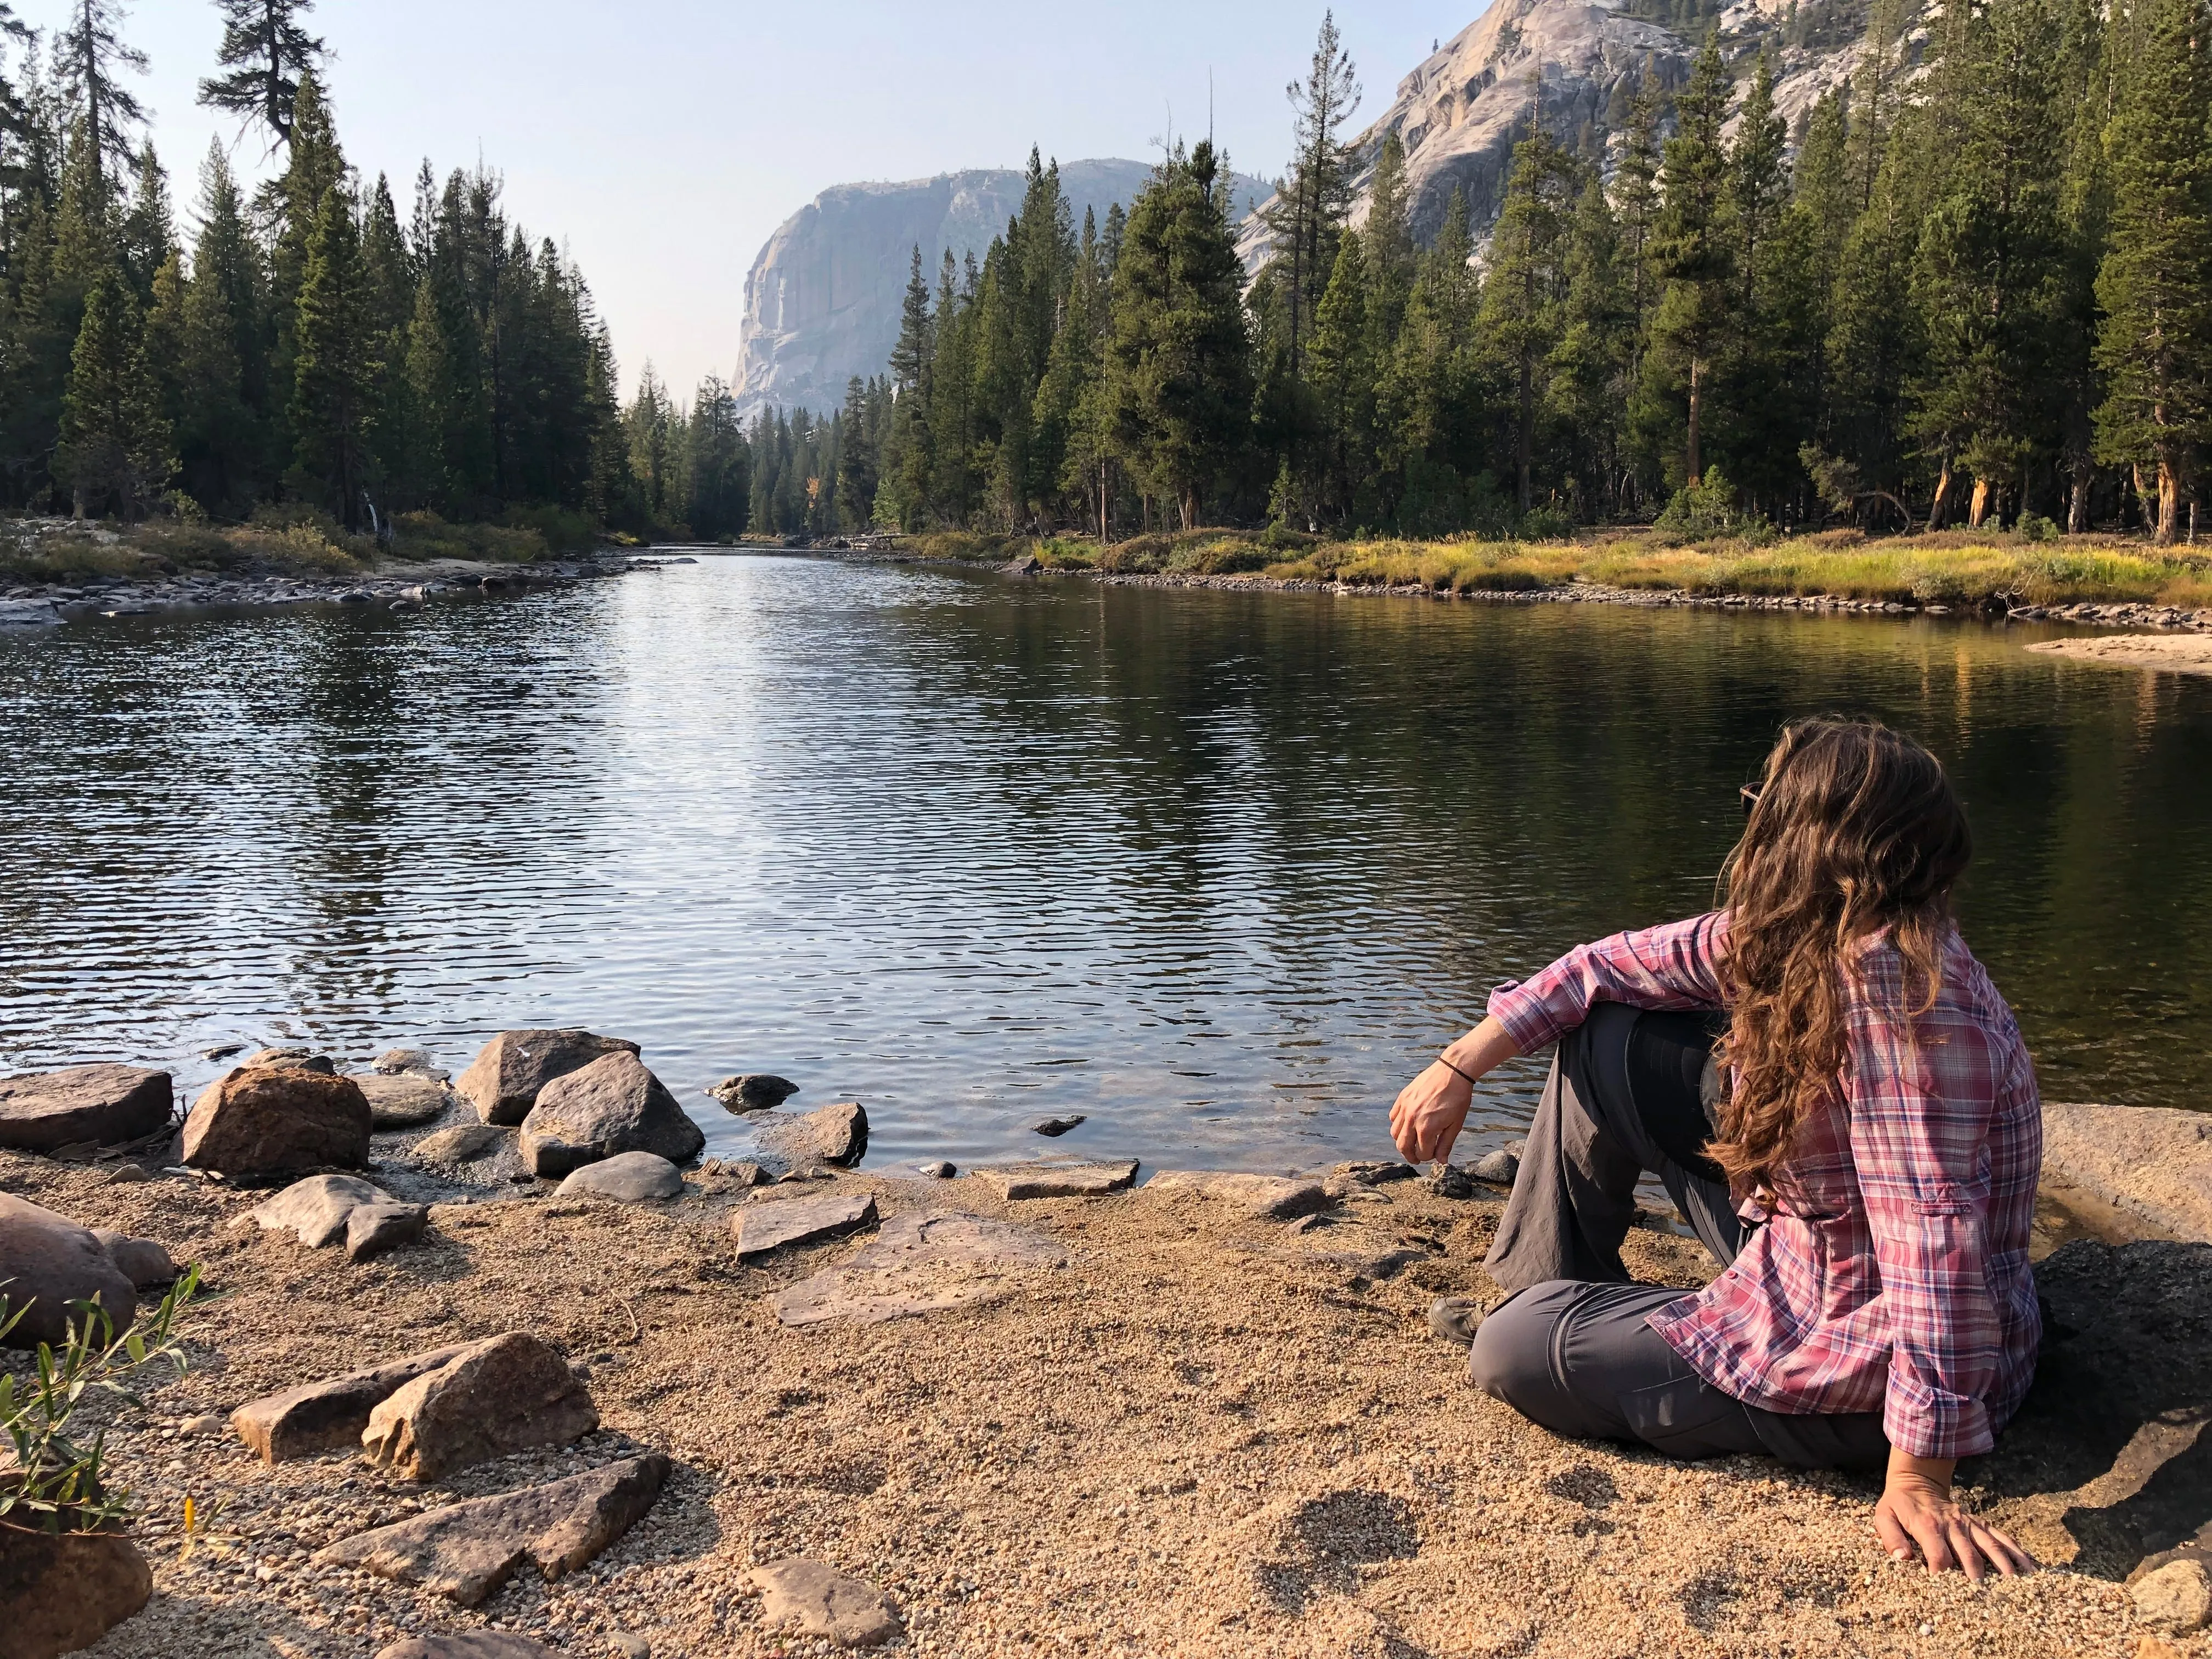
[
  {"x1": 1391, "y1": 1061, "x2": 1474, "y2": 1164},
  {"x1": 1874, "y1": 1453, "x2": 2036, "y2": 1579}
]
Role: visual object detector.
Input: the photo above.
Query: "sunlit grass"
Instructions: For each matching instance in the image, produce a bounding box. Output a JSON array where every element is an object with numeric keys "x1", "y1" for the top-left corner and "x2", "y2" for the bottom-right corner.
[{"x1": 905, "y1": 526, "x2": 2212, "y2": 608}]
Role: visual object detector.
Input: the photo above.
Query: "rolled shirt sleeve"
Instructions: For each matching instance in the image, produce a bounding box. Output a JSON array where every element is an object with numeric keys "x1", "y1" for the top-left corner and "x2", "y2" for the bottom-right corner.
[
  {"x1": 1844, "y1": 947, "x2": 2004, "y2": 1459},
  {"x1": 1486, "y1": 911, "x2": 1731, "y2": 1053}
]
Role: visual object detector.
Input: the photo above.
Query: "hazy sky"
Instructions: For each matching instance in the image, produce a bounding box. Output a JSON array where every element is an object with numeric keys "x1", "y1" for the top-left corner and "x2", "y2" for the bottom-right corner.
[{"x1": 26, "y1": 2, "x2": 1470, "y2": 400}]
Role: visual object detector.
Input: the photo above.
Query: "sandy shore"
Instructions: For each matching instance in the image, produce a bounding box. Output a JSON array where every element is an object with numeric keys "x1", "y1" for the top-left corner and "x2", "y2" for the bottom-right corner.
[
  {"x1": 7, "y1": 1139, "x2": 2190, "y2": 1659},
  {"x1": 2028, "y1": 634, "x2": 2212, "y2": 675}
]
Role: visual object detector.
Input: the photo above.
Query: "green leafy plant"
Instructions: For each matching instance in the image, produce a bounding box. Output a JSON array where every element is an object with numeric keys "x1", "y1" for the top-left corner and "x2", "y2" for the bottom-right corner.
[{"x1": 0, "y1": 1268, "x2": 199, "y2": 1536}]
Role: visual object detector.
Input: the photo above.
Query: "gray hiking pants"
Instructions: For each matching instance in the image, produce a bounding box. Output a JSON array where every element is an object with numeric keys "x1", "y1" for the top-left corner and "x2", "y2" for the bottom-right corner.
[{"x1": 1469, "y1": 1001, "x2": 1890, "y2": 1471}]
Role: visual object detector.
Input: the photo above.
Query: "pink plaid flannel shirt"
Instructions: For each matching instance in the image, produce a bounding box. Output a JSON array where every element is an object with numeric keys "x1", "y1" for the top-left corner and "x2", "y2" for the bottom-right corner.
[{"x1": 1487, "y1": 910, "x2": 2043, "y2": 1460}]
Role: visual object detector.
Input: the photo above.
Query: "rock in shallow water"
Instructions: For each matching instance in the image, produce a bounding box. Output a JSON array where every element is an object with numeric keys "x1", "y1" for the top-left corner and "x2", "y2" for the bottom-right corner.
[
  {"x1": 0, "y1": 1063, "x2": 173, "y2": 1152},
  {"x1": 182, "y1": 1065, "x2": 371, "y2": 1176},
  {"x1": 0, "y1": 1192, "x2": 137, "y2": 1347},
  {"x1": 556, "y1": 1150, "x2": 682, "y2": 1202},
  {"x1": 361, "y1": 1331, "x2": 598, "y2": 1480},
  {"x1": 456, "y1": 1029, "x2": 640, "y2": 1126},
  {"x1": 705, "y1": 1073, "x2": 798, "y2": 1111},
  {"x1": 319, "y1": 1453, "x2": 668, "y2": 1605},
  {"x1": 518, "y1": 1051, "x2": 703, "y2": 1178},
  {"x1": 752, "y1": 1101, "x2": 868, "y2": 1166}
]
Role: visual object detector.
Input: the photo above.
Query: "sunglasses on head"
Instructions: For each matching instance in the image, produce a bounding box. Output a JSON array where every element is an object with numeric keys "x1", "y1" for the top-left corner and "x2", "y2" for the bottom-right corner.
[{"x1": 1740, "y1": 785, "x2": 1763, "y2": 820}]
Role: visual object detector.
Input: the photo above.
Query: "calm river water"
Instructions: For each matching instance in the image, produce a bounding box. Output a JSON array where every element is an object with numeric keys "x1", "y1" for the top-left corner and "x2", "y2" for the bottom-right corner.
[{"x1": 3, "y1": 554, "x2": 2208, "y2": 1173}]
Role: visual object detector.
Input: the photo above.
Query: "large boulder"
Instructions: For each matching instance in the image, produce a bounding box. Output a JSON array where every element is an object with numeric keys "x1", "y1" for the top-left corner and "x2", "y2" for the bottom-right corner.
[
  {"x1": 455, "y1": 1030, "x2": 640, "y2": 1126},
  {"x1": 0, "y1": 1193, "x2": 137, "y2": 1348},
  {"x1": 319, "y1": 1454, "x2": 668, "y2": 1605},
  {"x1": 517, "y1": 1052, "x2": 703, "y2": 1179},
  {"x1": 362, "y1": 1333, "x2": 598, "y2": 1480},
  {"x1": 232, "y1": 1344, "x2": 472, "y2": 1463},
  {"x1": 555, "y1": 1151, "x2": 683, "y2": 1203},
  {"x1": 0, "y1": 1525, "x2": 152, "y2": 1657},
  {"x1": 0, "y1": 1064, "x2": 173, "y2": 1153},
  {"x1": 180, "y1": 1065, "x2": 371, "y2": 1176}
]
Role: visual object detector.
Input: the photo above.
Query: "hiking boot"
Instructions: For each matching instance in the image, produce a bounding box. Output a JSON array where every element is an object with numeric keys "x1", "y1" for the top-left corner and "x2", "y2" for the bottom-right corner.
[{"x1": 1428, "y1": 1296, "x2": 1489, "y2": 1345}]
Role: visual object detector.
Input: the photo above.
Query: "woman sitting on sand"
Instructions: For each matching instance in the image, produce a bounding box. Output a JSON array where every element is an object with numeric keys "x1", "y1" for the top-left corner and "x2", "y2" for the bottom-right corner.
[{"x1": 1390, "y1": 717, "x2": 2039, "y2": 1581}]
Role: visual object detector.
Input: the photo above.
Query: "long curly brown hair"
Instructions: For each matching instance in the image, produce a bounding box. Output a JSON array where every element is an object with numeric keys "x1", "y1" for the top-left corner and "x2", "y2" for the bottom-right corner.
[{"x1": 1710, "y1": 718, "x2": 1972, "y2": 1189}]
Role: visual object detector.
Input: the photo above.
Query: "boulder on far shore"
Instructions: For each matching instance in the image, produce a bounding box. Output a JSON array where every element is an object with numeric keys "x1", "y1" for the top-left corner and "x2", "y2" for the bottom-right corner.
[
  {"x1": 181, "y1": 1065, "x2": 371, "y2": 1176},
  {"x1": 0, "y1": 1063, "x2": 173, "y2": 1153},
  {"x1": 455, "y1": 1029, "x2": 640, "y2": 1126},
  {"x1": 0, "y1": 1192, "x2": 137, "y2": 1348},
  {"x1": 517, "y1": 1051, "x2": 703, "y2": 1178}
]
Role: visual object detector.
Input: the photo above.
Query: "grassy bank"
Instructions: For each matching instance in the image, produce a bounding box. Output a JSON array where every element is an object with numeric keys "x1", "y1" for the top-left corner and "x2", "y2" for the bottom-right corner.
[
  {"x1": 908, "y1": 527, "x2": 2212, "y2": 610},
  {"x1": 1, "y1": 506, "x2": 601, "y2": 584}
]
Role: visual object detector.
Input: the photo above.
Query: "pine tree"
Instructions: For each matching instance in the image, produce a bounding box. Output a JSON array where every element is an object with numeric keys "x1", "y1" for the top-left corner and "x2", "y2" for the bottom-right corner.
[
  {"x1": 199, "y1": 0, "x2": 328, "y2": 150},
  {"x1": 1259, "y1": 12, "x2": 1361, "y2": 377},
  {"x1": 56, "y1": 264, "x2": 170, "y2": 516},
  {"x1": 1307, "y1": 229, "x2": 1373, "y2": 520},
  {"x1": 288, "y1": 183, "x2": 377, "y2": 526},
  {"x1": 2092, "y1": 0, "x2": 2212, "y2": 543},
  {"x1": 52, "y1": 0, "x2": 148, "y2": 184},
  {"x1": 1549, "y1": 176, "x2": 1629, "y2": 518},
  {"x1": 117, "y1": 139, "x2": 168, "y2": 299},
  {"x1": 1106, "y1": 141, "x2": 1254, "y2": 529},
  {"x1": 1479, "y1": 120, "x2": 1579, "y2": 512},
  {"x1": 1646, "y1": 31, "x2": 1736, "y2": 488}
]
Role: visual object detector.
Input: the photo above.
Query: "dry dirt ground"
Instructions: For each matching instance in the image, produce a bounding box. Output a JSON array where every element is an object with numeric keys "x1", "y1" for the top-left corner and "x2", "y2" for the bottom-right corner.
[
  {"x1": 5, "y1": 1147, "x2": 2194, "y2": 1659},
  {"x1": 2028, "y1": 633, "x2": 2212, "y2": 675}
]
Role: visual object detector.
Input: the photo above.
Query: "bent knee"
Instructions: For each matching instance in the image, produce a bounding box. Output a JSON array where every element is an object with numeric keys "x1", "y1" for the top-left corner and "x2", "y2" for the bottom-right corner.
[{"x1": 1468, "y1": 1280, "x2": 1581, "y2": 1408}]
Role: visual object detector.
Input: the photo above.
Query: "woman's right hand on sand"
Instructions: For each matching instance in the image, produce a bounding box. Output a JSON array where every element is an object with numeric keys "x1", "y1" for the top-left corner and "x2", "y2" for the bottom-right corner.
[{"x1": 1391, "y1": 1062, "x2": 1474, "y2": 1164}]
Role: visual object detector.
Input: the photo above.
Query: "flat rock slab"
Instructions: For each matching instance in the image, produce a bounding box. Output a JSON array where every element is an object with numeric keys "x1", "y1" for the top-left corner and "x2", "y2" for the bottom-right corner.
[
  {"x1": 556, "y1": 1150, "x2": 682, "y2": 1202},
  {"x1": 0, "y1": 1525, "x2": 151, "y2": 1657},
  {"x1": 0, "y1": 1064, "x2": 173, "y2": 1152},
  {"x1": 751, "y1": 1101, "x2": 868, "y2": 1166},
  {"x1": 0, "y1": 1191, "x2": 138, "y2": 1348},
  {"x1": 456, "y1": 1029, "x2": 640, "y2": 1126},
  {"x1": 353, "y1": 1073, "x2": 453, "y2": 1128},
  {"x1": 734, "y1": 1190, "x2": 879, "y2": 1258},
  {"x1": 972, "y1": 1160, "x2": 1138, "y2": 1200},
  {"x1": 183, "y1": 1065, "x2": 371, "y2": 1176},
  {"x1": 232, "y1": 1343, "x2": 472, "y2": 1463},
  {"x1": 413, "y1": 1123, "x2": 510, "y2": 1164},
  {"x1": 517, "y1": 1051, "x2": 704, "y2": 1178},
  {"x1": 1146, "y1": 1170, "x2": 1333, "y2": 1220},
  {"x1": 363, "y1": 1331, "x2": 599, "y2": 1481},
  {"x1": 774, "y1": 1210, "x2": 1069, "y2": 1327},
  {"x1": 319, "y1": 1454, "x2": 668, "y2": 1605},
  {"x1": 751, "y1": 1556, "x2": 904, "y2": 1647},
  {"x1": 2042, "y1": 1102, "x2": 2212, "y2": 1243},
  {"x1": 245, "y1": 1173, "x2": 428, "y2": 1261},
  {"x1": 375, "y1": 1635, "x2": 557, "y2": 1659}
]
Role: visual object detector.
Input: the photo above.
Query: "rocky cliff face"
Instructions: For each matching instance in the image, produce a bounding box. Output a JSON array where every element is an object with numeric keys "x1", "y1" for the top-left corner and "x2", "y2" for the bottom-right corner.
[
  {"x1": 1235, "y1": 0, "x2": 1873, "y2": 268},
  {"x1": 734, "y1": 160, "x2": 1271, "y2": 417}
]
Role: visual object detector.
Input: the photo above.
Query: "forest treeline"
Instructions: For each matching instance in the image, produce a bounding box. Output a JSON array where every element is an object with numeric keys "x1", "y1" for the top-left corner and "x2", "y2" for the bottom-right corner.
[
  {"x1": 0, "y1": 0, "x2": 736, "y2": 543},
  {"x1": 851, "y1": 0, "x2": 2212, "y2": 547}
]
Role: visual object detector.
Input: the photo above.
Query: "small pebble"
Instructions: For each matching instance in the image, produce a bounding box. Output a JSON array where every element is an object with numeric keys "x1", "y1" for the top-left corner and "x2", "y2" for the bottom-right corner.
[
  {"x1": 180, "y1": 1413, "x2": 227, "y2": 1437},
  {"x1": 105, "y1": 1164, "x2": 151, "y2": 1184},
  {"x1": 612, "y1": 1635, "x2": 651, "y2": 1659},
  {"x1": 917, "y1": 1160, "x2": 956, "y2": 1179}
]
